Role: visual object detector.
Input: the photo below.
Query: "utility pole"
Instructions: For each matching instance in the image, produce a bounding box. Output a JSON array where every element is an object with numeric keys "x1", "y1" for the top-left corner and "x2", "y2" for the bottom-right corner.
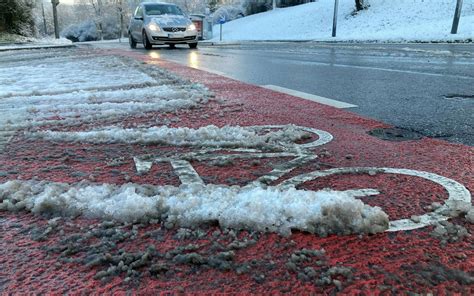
[
  {"x1": 117, "y1": 0, "x2": 124, "y2": 42},
  {"x1": 332, "y1": 0, "x2": 339, "y2": 37},
  {"x1": 451, "y1": 0, "x2": 463, "y2": 34},
  {"x1": 41, "y1": 0, "x2": 47, "y2": 35},
  {"x1": 97, "y1": 0, "x2": 104, "y2": 40},
  {"x1": 51, "y1": 0, "x2": 59, "y2": 38},
  {"x1": 272, "y1": 0, "x2": 276, "y2": 10}
]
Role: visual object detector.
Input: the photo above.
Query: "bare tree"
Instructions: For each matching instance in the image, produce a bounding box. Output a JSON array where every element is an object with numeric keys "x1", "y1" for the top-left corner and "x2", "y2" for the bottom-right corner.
[{"x1": 89, "y1": 0, "x2": 104, "y2": 39}]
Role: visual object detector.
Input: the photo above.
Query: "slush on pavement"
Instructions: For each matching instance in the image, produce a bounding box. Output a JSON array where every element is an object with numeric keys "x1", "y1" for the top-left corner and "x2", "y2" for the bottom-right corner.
[{"x1": 0, "y1": 47, "x2": 472, "y2": 294}]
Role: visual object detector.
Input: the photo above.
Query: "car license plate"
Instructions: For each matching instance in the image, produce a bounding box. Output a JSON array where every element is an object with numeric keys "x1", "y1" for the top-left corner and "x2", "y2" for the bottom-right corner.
[{"x1": 168, "y1": 33, "x2": 184, "y2": 38}]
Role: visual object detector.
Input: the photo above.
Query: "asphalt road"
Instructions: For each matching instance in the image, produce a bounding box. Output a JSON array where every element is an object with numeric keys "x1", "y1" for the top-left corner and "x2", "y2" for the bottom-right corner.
[{"x1": 92, "y1": 41, "x2": 474, "y2": 146}]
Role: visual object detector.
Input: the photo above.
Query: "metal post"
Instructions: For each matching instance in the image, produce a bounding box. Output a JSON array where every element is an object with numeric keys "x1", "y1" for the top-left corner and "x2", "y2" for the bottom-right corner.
[
  {"x1": 41, "y1": 0, "x2": 47, "y2": 35},
  {"x1": 451, "y1": 0, "x2": 463, "y2": 34},
  {"x1": 219, "y1": 23, "x2": 222, "y2": 41},
  {"x1": 331, "y1": 0, "x2": 339, "y2": 37},
  {"x1": 97, "y1": 0, "x2": 103, "y2": 40},
  {"x1": 51, "y1": 0, "x2": 59, "y2": 39},
  {"x1": 272, "y1": 0, "x2": 276, "y2": 10},
  {"x1": 118, "y1": 0, "x2": 123, "y2": 42}
]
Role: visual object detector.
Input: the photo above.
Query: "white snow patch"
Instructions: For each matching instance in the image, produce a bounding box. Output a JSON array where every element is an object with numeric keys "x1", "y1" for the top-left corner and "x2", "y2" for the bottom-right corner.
[
  {"x1": 0, "y1": 56, "x2": 154, "y2": 98},
  {"x1": 0, "y1": 52, "x2": 209, "y2": 131},
  {"x1": 29, "y1": 124, "x2": 309, "y2": 149},
  {"x1": 0, "y1": 86, "x2": 207, "y2": 130},
  {"x1": 0, "y1": 38, "x2": 72, "y2": 51},
  {"x1": 0, "y1": 180, "x2": 389, "y2": 236},
  {"x1": 213, "y1": 0, "x2": 474, "y2": 42}
]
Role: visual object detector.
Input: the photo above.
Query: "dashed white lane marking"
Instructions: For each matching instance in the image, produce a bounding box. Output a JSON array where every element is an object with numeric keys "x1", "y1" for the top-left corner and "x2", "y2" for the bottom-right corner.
[{"x1": 261, "y1": 85, "x2": 357, "y2": 109}]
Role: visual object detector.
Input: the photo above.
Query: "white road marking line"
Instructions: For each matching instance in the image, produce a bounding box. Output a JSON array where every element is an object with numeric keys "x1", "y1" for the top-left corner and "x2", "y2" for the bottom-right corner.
[
  {"x1": 170, "y1": 159, "x2": 204, "y2": 185},
  {"x1": 279, "y1": 167, "x2": 472, "y2": 232},
  {"x1": 133, "y1": 157, "x2": 153, "y2": 174},
  {"x1": 194, "y1": 66, "x2": 230, "y2": 77},
  {"x1": 261, "y1": 85, "x2": 357, "y2": 109},
  {"x1": 293, "y1": 60, "x2": 474, "y2": 80},
  {"x1": 160, "y1": 57, "x2": 234, "y2": 78}
]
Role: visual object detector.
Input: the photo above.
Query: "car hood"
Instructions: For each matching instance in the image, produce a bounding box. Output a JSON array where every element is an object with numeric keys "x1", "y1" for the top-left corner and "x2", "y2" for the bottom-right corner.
[{"x1": 151, "y1": 15, "x2": 191, "y2": 27}]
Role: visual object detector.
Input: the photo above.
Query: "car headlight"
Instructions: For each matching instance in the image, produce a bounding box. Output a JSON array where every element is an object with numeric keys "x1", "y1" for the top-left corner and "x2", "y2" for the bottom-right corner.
[
  {"x1": 187, "y1": 23, "x2": 196, "y2": 31},
  {"x1": 148, "y1": 23, "x2": 161, "y2": 32}
]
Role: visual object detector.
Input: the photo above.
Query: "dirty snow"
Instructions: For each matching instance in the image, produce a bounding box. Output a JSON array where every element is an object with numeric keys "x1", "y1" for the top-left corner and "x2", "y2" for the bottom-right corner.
[
  {"x1": 213, "y1": 0, "x2": 474, "y2": 42},
  {"x1": 0, "y1": 180, "x2": 389, "y2": 236},
  {"x1": 0, "y1": 37, "x2": 72, "y2": 51},
  {"x1": 0, "y1": 86, "x2": 207, "y2": 130},
  {"x1": 0, "y1": 50, "x2": 209, "y2": 131},
  {"x1": 0, "y1": 56, "x2": 154, "y2": 98},
  {"x1": 29, "y1": 125, "x2": 309, "y2": 150}
]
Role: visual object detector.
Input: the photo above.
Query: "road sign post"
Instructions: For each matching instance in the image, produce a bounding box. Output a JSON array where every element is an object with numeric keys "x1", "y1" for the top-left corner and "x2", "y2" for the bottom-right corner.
[
  {"x1": 451, "y1": 0, "x2": 463, "y2": 34},
  {"x1": 219, "y1": 16, "x2": 225, "y2": 41},
  {"x1": 332, "y1": 0, "x2": 339, "y2": 37},
  {"x1": 51, "y1": 0, "x2": 60, "y2": 39}
]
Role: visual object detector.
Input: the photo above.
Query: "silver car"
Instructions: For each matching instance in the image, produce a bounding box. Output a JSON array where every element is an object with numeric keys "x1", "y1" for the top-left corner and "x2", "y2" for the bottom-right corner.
[{"x1": 128, "y1": 2, "x2": 198, "y2": 49}]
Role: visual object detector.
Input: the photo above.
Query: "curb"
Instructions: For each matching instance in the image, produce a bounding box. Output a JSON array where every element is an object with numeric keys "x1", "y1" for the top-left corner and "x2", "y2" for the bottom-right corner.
[
  {"x1": 0, "y1": 44, "x2": 75, "y2": 52},
  {"x1": 199, "y1": 40, "x2": 313, "y2": 46},
  {"x1": 199, "y1": 39, "x2": 473, "y2": 46}
]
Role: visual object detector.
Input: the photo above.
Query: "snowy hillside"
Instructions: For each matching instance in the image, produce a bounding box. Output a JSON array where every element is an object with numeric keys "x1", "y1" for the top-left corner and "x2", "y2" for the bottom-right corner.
[{"x1": 212, "y1": 0, "x2": 474, "y2": 42}]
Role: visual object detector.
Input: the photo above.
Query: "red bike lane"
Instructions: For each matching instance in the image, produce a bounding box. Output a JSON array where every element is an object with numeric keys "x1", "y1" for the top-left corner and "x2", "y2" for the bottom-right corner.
[{"x1": 0, "y1": 48, "x2": 472, "y2": 294}]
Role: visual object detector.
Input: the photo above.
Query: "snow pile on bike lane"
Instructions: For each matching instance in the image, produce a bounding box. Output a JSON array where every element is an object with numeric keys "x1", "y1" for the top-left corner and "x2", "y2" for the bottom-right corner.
[
  {"x1": 0, "y1": 180, "x2": 389, "y2": 236},
  {"x1": 28, "y1": 124, "x2": 310, "y2": 149},
  {"x1": 0, "y1": 85, "x2": 208, "y2": 130},
  {"x1": 0, "y1": 51, "x2": 210, "y2": 131}
]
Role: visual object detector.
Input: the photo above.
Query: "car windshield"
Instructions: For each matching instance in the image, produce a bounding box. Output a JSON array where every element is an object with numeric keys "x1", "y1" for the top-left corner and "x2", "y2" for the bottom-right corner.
[{"x1": 144, "y1": 4, "x2": 183, "y2": 16}]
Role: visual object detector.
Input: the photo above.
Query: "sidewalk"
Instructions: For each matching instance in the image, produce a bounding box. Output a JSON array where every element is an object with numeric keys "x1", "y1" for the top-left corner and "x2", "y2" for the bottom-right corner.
[
  {"x1": 0, "y1": 40, "x2": 74, "y2": 52},
  {"x1": 0, "y1": 47, "x2": 472, "y2": 294}
]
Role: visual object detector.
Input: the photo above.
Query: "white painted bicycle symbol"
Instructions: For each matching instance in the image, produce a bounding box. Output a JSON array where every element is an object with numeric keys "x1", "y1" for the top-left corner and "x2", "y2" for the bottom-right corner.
[{"x1": 133, "y1": 124, "x2": 471, "y2": 232}]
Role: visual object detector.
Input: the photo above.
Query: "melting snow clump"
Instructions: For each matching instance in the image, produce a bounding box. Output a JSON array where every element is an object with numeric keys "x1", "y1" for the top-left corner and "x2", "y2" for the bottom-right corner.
[
  {"x1": 0, "y1": 180, "x2": 389, "y2": 236},
  {"x1": 30, "y1": 124, "x2": 310, "y2": 150}
]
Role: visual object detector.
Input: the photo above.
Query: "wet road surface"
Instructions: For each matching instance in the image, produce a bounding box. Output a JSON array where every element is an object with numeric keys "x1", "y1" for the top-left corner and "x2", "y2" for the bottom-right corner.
[{"x1": 91, "y1": 41, "x2": 474, "y2": 146}]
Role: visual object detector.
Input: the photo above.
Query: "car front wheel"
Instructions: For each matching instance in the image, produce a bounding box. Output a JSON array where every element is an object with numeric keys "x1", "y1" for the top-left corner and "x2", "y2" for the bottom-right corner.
[
  {"x1": 142, "y1": 31, "x2": 152, "y2": 50},
  {"x1": 129, "y1": 33, "x2": 136, "y2": 49}
]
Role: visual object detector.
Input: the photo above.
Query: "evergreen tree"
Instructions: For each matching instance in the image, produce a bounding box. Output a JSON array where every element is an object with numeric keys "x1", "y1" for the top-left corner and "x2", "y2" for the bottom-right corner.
[{"x1": 1, "y1": 0, "x2": 35, "y2": 36}]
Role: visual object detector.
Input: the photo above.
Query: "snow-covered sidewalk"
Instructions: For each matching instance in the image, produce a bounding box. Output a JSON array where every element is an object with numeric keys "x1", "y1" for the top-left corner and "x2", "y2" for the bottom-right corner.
[{"x1": 0, "y1": 37, "x2": 73, "y2": 51}]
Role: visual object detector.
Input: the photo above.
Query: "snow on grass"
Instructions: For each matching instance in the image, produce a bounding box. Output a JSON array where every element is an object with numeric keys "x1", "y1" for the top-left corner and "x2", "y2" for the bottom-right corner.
[
  {"x1": 29, "y1": 125, "x2": 310, "y2": 150},
  {"x1": 0, "y1": 180, "x2": 389, "y2": 236},
  {"x1": 213, "y1": 0, "x2": 474, "y2": 42}
]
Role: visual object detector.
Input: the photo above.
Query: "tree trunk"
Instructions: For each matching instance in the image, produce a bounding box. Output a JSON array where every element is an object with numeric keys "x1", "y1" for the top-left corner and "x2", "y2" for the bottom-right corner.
[{"x1": 355, "y1": 0, "x2": 364, "y2": 11}]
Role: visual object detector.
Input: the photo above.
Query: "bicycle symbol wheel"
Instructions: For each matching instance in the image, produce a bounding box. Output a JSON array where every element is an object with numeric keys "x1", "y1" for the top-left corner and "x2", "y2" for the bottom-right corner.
[{"x1": 133, "y1": 124, "x2": 471, "y2": 233}]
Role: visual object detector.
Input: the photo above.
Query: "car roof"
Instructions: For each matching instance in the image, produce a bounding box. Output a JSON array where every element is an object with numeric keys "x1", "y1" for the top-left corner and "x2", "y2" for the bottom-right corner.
[{"x1": 141, "y1": 2, "x2": 176, "y2": 6}]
